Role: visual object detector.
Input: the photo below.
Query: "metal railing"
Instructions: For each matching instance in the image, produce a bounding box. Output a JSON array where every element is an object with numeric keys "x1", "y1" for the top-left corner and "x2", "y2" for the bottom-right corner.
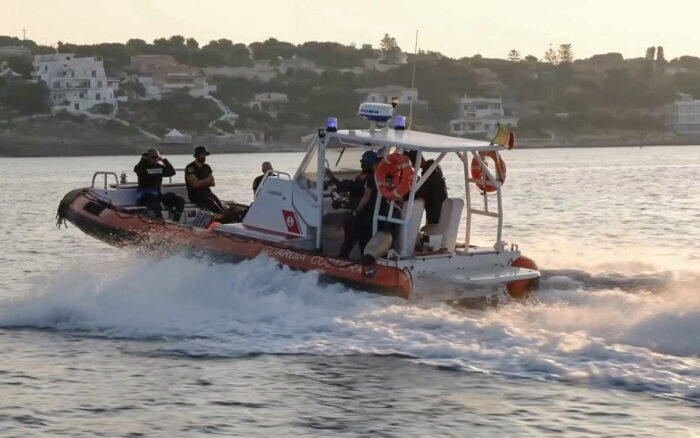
[{"x1": 91, "y1": 172, "x2": 119, "y2": 190}]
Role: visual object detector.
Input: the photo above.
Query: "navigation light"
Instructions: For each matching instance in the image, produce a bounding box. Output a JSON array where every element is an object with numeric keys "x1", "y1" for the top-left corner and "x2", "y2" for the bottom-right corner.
[{"x1": 326, "y1": 117, "x2": 338, "y2": 132}]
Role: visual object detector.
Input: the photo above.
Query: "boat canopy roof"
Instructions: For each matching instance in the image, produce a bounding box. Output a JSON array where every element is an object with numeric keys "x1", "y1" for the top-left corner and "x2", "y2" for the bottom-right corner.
[{"x1": 327, "y1": 129, "x2": 502, "y2": 153}]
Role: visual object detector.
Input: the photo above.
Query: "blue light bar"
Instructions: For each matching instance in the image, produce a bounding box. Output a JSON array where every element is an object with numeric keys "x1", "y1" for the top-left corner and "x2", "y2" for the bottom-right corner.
[
  {"x1": 394, "y1": 115, "x2": 406, "y2": 130},
  {"x1": 326, "y1": 117, "x2": 338, "y2": 132}
]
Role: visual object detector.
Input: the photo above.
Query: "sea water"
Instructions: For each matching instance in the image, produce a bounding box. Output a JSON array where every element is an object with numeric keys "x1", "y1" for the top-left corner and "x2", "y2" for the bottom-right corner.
[{"x1": 0, "y1": 147, "x2": 698, "y2": 436}]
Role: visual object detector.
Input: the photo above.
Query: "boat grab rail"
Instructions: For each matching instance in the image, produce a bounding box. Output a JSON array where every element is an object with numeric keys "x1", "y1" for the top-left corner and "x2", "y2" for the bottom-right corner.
[
  {"x1": 91, "y1": 172, "x2": 119, "y2": 190},
  {"x1": 168, "y1": 168, "x2": 186, "y2": 184}
]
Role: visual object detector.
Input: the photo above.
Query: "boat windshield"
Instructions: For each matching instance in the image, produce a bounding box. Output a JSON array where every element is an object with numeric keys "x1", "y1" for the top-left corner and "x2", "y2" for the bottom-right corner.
[
  {"x1": 296, "y1": 144, "x2": 319, "y2": 193},
  {"x1": 326, "y1": 147, "x2": 366, "y2": 175}
]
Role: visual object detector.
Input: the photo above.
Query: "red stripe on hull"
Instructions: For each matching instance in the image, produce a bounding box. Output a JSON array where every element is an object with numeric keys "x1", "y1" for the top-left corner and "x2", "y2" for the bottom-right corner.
[{"x1": 63, "y1": 191, "x2": 411, "y2": 299}]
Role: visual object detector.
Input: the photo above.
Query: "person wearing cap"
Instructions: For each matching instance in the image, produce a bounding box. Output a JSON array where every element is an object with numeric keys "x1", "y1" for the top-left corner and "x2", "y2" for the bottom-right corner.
[
  {"x1": 252, "y1": 161, "x2": 273, "y2": 197},
  {"x1": 185, "y1": 146, "x2": 225, "y2": 214},
  {"x1": 335, "y1": 150, "x2": 381, "y2": 259},
  {"x1": 133, "y1": 147, "x2": 185, "y2": 221}
]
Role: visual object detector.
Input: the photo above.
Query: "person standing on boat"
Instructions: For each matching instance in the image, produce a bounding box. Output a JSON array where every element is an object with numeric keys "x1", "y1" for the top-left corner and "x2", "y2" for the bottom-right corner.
[
  {"x1": 252, "y1": 161, "x2": 273, "y2": 197},
  {"x1": 406, "y1": 150, "x2": 447, "y2": 225},
  {"x1": 325, "y1": 164, "x2": 369, "y2": 210},
  {"x1": 134, "y1": 148, "x2": 185, "y2": 221},
  {"x1": 185, "y1": 146, "x2": 226, "y2": 214},
  {"x1": 335, "y1": 150, "x2": 381, "y2": 259}
]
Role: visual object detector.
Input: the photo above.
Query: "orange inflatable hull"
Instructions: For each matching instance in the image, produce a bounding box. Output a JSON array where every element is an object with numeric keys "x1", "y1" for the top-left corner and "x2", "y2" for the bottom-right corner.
[{"x1": 58, "y1": 189, "x2": 411, "y2": 299}]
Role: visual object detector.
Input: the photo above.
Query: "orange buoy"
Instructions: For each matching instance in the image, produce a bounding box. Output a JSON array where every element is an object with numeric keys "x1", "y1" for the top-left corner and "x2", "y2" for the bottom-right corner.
[
  {"x1": 375, "y1": 153, "x2": 414, "y2": 201},
  {"x1": 507, "y1": 256, "x2": 539, "y2": 299},
  {"x1": 470, "y1": 151, "x2": 506, "y2": 193}
]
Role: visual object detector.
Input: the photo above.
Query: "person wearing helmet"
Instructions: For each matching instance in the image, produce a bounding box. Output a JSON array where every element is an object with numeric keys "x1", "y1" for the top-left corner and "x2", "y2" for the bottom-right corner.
[{"x1": 325, "y1": 150, "x2": 377, "y2": 210}]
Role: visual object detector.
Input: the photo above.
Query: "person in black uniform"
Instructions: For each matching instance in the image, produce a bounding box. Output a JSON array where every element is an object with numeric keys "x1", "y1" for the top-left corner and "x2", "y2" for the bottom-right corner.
[
  {"x1": 325, "y1": 161, "x2": 370, "y2": 211},
  {"x1": 407, "y1": 150, "x2": 448, "y2": 225},
  {"x1": 185, "y1": 146, "x2": 225, "y2": 214},
  {"x1": 331, "y1": 150, "x2": 381, "y2": 259},
  {"x1": 134, "y1": 148, "x2": 185, "y2": 221},
  {"x1": 252, "y1": 161, "x2": 273, "y2": 197}
]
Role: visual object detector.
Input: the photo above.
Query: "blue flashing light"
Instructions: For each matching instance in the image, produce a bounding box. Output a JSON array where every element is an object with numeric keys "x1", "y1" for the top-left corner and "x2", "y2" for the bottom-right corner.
[
  {"x1": 326, "y1": 117, "x2": 338, "y2": 132},
  {"x1": 394, "y1": 115, "x2": 406, "y2": 130}
]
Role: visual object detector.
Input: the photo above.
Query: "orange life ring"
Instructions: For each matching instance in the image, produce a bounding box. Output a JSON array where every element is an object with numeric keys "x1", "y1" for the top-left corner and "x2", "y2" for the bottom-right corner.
[
  {"x1": 470, "y1": 151, "x2": 506, "y2": 193},
  {"x1": 507, "y1": 256, "x2": 539, "y2": 299},
  {"x1": 375, "y1": 153, "x2": 415, "y2": 201}
]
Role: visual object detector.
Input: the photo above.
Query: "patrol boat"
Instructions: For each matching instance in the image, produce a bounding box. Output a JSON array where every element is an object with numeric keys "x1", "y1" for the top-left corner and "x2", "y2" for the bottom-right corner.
[{"x1": 57, "y1": 102, "x2": 539, "y2": 301}]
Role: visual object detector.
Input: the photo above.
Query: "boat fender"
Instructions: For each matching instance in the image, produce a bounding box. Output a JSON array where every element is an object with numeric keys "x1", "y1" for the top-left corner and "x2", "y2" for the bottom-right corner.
[
  {"x1": 56, "y1": 188, "x2": 88, "y2": 228},
  {"x1": 506, "y1": 256, "x2": 539, "y2": 299},
  {"x1": 363, "y1": 231, "x2": 393, "y2": 262},
  {"x1": 376, "y1": 153, "x2": 414, "y2": 201},
  {"x1": 470, "y1": 151, "x2": 506, "y2": 193},
  {"x1": 208, "y1": 221, "x2": 221, "y2": 230}
]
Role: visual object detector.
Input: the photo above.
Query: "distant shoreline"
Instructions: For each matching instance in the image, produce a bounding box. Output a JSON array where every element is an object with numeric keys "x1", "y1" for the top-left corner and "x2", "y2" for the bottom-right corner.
[
  {"x1": 2, "y1": 116, "x2": 699, "y2": 157},
  {"x1": 1, "y1": 141, "x2": 698, "y2": 158}
]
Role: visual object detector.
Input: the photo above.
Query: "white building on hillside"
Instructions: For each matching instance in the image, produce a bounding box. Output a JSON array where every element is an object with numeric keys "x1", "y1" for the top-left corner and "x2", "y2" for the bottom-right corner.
[
  {"x1": 203, "y1": 64, "x2": 279, "y2": 82},
  {"x1": 449, "y1": 96, "x2": 518, "y2": 137},
  {"x1": 32, "y1": 53, "x2": 117, "y2": 112},
  {"x1": 363, "y1": 52, "x2": 408, "y2": 72},
  {"x1": 278, "y1": 56, "x2": 322, "y2": 74},
  {"x1": 355, "y1": 85, "x2": 426, "y2": 108},
  {"x1": 666, "y1": 93, "x2": 700, "y2": 134},
  {"x1": 249, "y1": 92, "x2": 288, "y2": 117},
  {"x1": 152, "y1": 65, "x2": 216, "y2": 97}
]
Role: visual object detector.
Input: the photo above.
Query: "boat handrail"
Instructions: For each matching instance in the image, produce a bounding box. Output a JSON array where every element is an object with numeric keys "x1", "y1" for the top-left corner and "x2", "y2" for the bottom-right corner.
[
  {"x1": 91, "y1": 172, "x2": 120, "y2": 190},
  {"x1": 254, "y1": 170, "x2": 291, "y2": 196},
  {"x1": 168, "y1": 168, "x2": 186, "y2": 184}
]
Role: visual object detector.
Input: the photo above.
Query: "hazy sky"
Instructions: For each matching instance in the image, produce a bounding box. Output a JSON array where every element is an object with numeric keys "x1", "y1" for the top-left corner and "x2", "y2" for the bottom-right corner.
[{"x1": 4, "y1": 0, "x2": 700, "y2": 60}]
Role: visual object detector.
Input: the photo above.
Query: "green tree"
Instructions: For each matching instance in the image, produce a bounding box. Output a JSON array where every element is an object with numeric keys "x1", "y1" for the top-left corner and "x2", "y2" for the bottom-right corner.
[
  {"x1": 558, "y1": 44, "x2": 574, "y2": 64},
  {"x1": 168, "y1": 35, "x2": 185, "y2": 47},
  {"x1": 645, "y1": 46, "x2": 656, "y2": 61},
  {"x1": 544, "y1": 45, "x2": 559, "y2": 64},
  {"x1": 4, "y1": 82, "x2": 50, "y2": 115},
  {"x1": 249, "y1": 38, "x2": 296, "y2": 60},
  {"x1": 126, "y1": 38, "x2": 147, "y2": 52},
  {"x1": 507, "y1": 49, "x2": 521, "y2": 62},
  {"x1": 380, "y1": 33, "x2": 400, "y2": 55},
  {"x1": 186, "y1": 38, "x2": 199, "y2": 50},
  {"x1": 656, "y1": 46, "x2": 667, "y2": 70}
]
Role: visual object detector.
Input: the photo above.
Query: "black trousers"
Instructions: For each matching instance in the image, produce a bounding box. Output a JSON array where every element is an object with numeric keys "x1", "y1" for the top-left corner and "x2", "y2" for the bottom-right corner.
[
  {"x1": 189, "y1": 190, "x2": 225, "y2": 214},
  {"x1": 138, "y1": 191, "x2": 185, "y2": 220},
  {"x1": 338, "y1": 213, "x2": 372, "y2": 259}
]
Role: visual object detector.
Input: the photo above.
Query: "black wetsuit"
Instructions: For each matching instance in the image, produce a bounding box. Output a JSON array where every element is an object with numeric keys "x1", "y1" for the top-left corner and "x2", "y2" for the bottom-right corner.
[
  {"x1": 415, "y1": 160, "x2": 448, "y2": 224},
  {"x1": 134, "y1": 156, "x2": 184, "y2": 220},
  {"x1": 185, "y1": 160, "x2": 225, "y2": 213},
  {"x1": 337, "y1": 174, "x2": 378, "y2": 259}
]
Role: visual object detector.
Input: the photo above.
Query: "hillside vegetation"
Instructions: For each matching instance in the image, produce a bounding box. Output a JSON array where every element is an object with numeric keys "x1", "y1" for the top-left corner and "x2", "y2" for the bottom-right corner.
[{"x1": 2, "y1": 35, "x2": 700, "y2": 140}]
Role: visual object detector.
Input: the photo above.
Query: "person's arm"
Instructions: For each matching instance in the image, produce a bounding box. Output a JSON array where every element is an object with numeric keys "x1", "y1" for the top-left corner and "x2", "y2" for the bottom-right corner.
[
  {"x1": 185, "y1": 165, "x2": 214, "y2": 189},
  {"x1": 134, "y1": 160, "x2": 149, "y2": 184},
  {"x1": 354, "y1": 187, "x2": 372, "y2": 215},
  {"x1": 187, "y1": 173, "x2": 208, "y2": 189},
  {"x1": 161, "y1": 158, "x2": 176, "y2": 178}
]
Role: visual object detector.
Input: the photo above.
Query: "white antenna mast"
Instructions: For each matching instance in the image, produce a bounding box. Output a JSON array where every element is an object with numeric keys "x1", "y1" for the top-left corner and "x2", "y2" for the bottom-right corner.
[{"x1": 408, "y1": 29, "x2": 419, "y2": 130}]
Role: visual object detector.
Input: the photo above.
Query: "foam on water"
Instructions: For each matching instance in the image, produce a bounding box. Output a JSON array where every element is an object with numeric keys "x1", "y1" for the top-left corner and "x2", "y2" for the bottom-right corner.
[{"x1": 0, "y1": 254, "x2": 698, "y2": 402}]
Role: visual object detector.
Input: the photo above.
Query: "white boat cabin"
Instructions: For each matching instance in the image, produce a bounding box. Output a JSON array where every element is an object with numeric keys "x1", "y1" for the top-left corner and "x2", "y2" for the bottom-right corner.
[{"x1": 221, "y1": 103, "x2": 510, "y2": 261}]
